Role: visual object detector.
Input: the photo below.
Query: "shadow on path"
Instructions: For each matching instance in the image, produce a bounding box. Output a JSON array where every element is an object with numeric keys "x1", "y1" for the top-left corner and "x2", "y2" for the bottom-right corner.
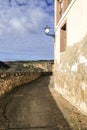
[{"x1": 0, "y1": 75, "x2": 72, "y2": 130}]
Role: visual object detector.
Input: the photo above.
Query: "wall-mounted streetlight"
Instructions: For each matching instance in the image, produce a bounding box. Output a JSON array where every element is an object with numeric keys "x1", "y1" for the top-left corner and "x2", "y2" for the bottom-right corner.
[{"x1": 44, "y1": 25, "x2": 55, "y2": 38}]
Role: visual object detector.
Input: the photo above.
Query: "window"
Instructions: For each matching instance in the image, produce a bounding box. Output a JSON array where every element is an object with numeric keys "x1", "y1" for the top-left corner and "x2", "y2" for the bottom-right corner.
[
  {"x1": 56, "y1": 0, "x2": 72, "y2": 23},
  {"x1": 60, "y1": 22, "x2": 67, "y2": 52},
  {"x1": 56, "y1": 0, "x2": 61, "y2": 24}
]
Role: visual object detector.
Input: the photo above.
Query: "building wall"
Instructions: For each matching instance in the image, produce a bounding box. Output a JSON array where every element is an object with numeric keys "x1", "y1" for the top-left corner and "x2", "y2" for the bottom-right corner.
[
  {"x1": 54, "y1": 35, "x2": 87, "y2": 115},
  {"x1": 54, "y1": 0, "x2": 87, "y2": 115},
  {"x1": 67, "y1": 0, "x2": 86, "y2": 45},
  {"x1": 55, "y1": 0, "x2": 87, "y2": 55}
]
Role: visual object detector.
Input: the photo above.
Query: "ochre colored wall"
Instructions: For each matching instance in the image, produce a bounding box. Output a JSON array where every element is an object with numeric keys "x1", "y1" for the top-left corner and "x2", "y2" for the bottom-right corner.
[
  {"x1": 0, "y1": 72, "x2": 41, "y2": 96},
  {"x1": 54, "y1": 35, "x2": 87, "y2": 115}
]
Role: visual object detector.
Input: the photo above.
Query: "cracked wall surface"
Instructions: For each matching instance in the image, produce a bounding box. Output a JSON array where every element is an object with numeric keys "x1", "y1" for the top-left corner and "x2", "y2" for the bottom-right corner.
[{"x1": 54, "y1": 35, "x2": 87, "y2": 115}]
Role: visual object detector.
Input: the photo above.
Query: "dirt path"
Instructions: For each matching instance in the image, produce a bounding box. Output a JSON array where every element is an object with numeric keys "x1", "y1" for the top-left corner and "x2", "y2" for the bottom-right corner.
[{"x1": 0, "y1": 75, "x2": 87, "y2": 130}]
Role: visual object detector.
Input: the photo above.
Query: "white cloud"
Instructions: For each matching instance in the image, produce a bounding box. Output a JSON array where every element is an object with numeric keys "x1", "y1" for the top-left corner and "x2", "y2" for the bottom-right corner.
[
  {"x1": 10, "y1": 18, "x2": 25, "y2": 32},
  {"x1": 0, "y1": 0, "x2": 54, "y2": 34},
  {"x1": 0, "y1": 23, "x2": 5, "y2": 35},
  {"x1": 0, "y1": 0, "x2": 54, "y2": 61},
  {"x1": 27, "y1": 8, "x2": 47, "y2": 28}
]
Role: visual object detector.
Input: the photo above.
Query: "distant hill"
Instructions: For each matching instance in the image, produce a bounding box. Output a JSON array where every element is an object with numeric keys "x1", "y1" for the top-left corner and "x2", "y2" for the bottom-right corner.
[
  {"x1": 0, "y1": 60, "x2": 54, "y2": 73},
  {"x1": 0, "y1": 61, "x2": 10, "y2": 70}
]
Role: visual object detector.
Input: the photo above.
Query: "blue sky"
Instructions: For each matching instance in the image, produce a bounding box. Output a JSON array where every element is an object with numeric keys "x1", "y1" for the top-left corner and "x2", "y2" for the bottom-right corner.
[{"x1": 0, "y1": 0, "x2": 54, "y2": 61}]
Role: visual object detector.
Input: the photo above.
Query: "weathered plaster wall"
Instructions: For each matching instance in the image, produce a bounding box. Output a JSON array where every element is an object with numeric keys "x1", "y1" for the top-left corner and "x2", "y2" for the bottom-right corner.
[
  {"x1": 54, "y1": 35, "x2": 87, "y2": 115},
  {"x1": 55, "y1": 0, "x2": 87, "y2": 65},
  {"x1": 0, "y1": 72, "x2": 41, "y2": 96}
]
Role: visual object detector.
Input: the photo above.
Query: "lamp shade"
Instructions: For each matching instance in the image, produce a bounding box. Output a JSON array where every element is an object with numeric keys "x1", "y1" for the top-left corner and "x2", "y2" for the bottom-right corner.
[{"x1": 44, "y1": 25, "x2": 50, "y2": 34}]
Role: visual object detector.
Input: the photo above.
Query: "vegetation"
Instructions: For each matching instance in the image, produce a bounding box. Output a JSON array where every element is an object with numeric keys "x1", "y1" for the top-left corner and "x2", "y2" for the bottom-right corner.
[{"x1": 0, "y1": 60, "x2": 54, "y2": 73}]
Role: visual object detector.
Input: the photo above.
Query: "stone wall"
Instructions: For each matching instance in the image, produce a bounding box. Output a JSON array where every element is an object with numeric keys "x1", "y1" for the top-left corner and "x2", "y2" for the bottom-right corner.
[
  {"x1": 0, "y1": 72, "x2": 41, "y2": 96},
  {"x1": 54, "y1": 35, "x2": 87, "y2": 115}
]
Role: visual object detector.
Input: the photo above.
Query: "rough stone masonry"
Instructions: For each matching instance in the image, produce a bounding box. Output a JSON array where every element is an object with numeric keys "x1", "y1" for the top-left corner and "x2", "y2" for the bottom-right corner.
[
  {"x1": 54, "y1": 35, "x2": 87, "y2": 115},
  {"x1": 0, "y1": 72, "x2": 41, "y2": 96}
]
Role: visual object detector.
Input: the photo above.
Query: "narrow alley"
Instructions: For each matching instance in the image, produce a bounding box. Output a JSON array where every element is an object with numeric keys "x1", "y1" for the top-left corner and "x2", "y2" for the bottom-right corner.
[{"x1": 0, "y1": 75, "x2": 87, "y2": 130}]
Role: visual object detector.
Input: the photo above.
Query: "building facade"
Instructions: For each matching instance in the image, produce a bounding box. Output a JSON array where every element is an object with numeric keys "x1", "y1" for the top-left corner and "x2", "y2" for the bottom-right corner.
[{"x1": 54, "y1": 0, "x2": 87, "y2": 115}]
